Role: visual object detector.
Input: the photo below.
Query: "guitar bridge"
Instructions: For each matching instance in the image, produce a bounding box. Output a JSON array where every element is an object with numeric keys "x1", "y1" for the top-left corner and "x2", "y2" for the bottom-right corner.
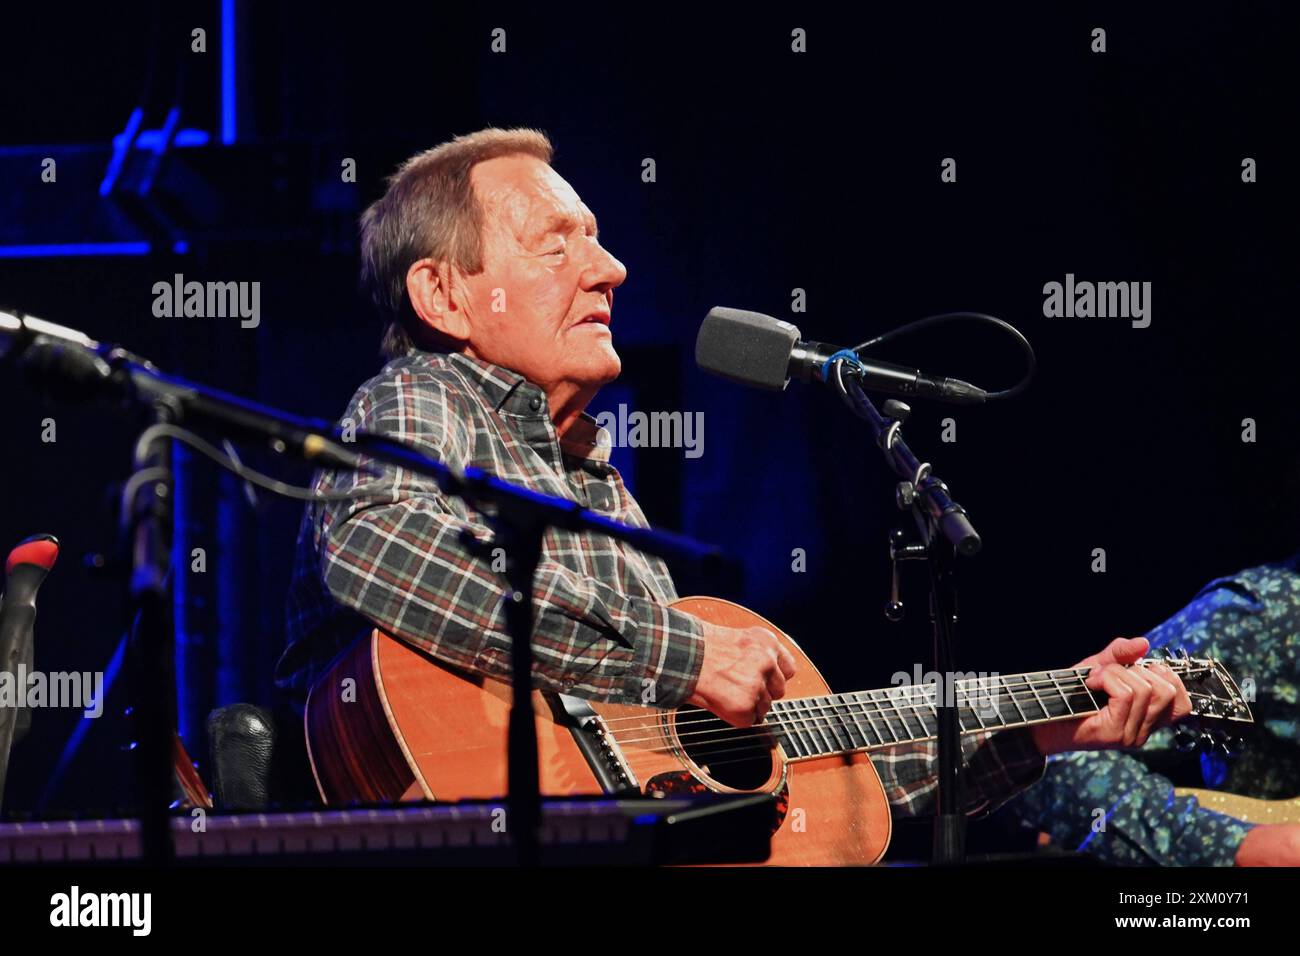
[{"x1": 552, "y1": 694, "x2": 641, "y2": 795}]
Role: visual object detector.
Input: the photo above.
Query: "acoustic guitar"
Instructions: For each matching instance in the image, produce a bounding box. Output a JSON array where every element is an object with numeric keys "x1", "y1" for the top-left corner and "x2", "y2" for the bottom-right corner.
[{"x1": 304, "y1": 596, "x2": 1254, "y2": 865}]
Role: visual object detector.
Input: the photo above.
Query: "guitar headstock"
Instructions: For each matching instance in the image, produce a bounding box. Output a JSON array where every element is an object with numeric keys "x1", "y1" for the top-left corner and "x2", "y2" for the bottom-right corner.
[
  {"x1": 1138, "y1": 652, "x2": 1254, "y2": 724},
  {"x1": 1136, "y1": 653, "x2": 1254, "y2": 757}
]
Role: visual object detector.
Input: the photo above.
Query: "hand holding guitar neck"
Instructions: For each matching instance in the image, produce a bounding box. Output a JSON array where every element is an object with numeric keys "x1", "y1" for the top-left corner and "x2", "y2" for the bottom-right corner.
[{"x1": 1028, "y1": 637, "x2": 1195, "y2": 756}]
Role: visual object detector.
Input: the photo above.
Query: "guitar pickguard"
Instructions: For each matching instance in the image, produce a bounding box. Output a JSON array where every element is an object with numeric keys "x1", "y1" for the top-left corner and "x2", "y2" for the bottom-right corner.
[{"x1": 645, "y1": 770, "x2": 791, "y2": 836}]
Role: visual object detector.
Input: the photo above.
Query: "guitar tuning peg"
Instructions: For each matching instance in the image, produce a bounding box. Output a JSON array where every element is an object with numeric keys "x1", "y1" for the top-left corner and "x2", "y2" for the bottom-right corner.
[
  {"x1": 1213, "y1": 732, "x2": 1244, "y2": 760},
  {"x1": 1178, "y1": 647, "x2": 1190, "y2": 660},
  {"x1": 1173, "y1": 724, "x2": 1201, "y2": 753}
]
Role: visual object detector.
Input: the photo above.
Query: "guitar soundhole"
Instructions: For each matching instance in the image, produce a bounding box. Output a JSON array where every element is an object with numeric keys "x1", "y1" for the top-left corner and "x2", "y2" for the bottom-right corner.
[{"x1": 674, "y1": 710, "x2": 775, "y2": 790}]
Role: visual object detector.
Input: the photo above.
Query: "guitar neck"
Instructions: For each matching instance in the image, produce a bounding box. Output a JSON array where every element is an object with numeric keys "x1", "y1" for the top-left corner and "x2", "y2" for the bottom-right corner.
[{"x1": 764, "y1": 667, "x2": 1101, "y2": 760}]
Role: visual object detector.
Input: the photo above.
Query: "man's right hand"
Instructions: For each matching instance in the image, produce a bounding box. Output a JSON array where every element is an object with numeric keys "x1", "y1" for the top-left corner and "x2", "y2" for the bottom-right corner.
[{"x1": 685, "y1": 622, "x2": 798, "y2": 727}]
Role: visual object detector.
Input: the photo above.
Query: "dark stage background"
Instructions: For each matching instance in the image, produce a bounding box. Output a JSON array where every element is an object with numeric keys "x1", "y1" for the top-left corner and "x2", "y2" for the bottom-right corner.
[{"x1": 1, "y1": 3, "x2": 1296, "y2": 856}]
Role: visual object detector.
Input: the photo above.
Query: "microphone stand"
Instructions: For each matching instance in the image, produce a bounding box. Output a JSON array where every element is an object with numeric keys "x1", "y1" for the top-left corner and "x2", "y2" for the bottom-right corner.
[
  {"x1": 11, "y1": 332, "x2": 732, "y2": 866},
  {"x1": 835, "y1": 368, "x2": 980, "y2": 865},
  {"x1": 122, "y1": 405, "x2": 180, "y2": 864}
]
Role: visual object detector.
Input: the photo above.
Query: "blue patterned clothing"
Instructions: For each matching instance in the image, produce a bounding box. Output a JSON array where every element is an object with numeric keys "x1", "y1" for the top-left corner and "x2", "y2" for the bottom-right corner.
[{"x1": 1002, "y1": 555, "x2": 1300, "y2": 865}]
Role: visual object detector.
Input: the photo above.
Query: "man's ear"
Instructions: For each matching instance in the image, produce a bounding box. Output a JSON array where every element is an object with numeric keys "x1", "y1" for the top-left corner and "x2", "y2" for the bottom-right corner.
[{"x1": 406, "y1": 258, "x2": 472, "y2": 344}]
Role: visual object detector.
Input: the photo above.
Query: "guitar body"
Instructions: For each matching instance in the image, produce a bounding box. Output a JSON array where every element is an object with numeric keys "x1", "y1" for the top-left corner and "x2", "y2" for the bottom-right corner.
[{"x1": 306, "y1": 596, "x2": 893, "y2": 865}]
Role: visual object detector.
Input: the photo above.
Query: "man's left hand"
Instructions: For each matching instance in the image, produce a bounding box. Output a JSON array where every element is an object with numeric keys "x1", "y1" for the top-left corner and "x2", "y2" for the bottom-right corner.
[{"x1": 1030, "y1": 637, "x2": 1194, "y2": 756}]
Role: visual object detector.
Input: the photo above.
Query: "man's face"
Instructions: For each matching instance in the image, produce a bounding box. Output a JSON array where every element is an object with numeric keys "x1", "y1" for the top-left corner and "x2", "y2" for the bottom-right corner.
[{"x1": 456, "y1": 154, "x2": 627, "y2": 403}]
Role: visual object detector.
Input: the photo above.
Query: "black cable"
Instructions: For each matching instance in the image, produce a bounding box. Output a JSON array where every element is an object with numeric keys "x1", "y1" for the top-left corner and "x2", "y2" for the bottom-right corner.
[
  {"x1": 852, "y1": 311, "x2": 1036, "y2": 401},
  {"x1": 133, "y1": 423, "x2": 379, "y2": 503}
]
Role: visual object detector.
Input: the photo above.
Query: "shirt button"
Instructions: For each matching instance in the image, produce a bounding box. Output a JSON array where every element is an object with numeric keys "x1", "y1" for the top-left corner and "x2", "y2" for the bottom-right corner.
[{"x1": 528, "y1": 396, "x2": 542, "y2": 412}]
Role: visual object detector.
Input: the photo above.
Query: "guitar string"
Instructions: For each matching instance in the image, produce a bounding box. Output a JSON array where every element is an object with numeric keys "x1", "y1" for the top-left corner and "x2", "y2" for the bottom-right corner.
[
  {"x1": 614, "y1": 687, "x2": 1226, "y2": 751},
  {"x1": 603, "y1": 676, "x2": 1092, "y2": 743},
  {"x1": 617, "y1": 684, "x2": 1106, "y2": 747},
  {"x1": 613, "y1": 712, "x2": 1079, "y2": 776},
  {"x1": 601, "y1": 674, "x2": 1217, "y2": 742},
  {"x1": 595, "y1": 671, "x2": 1211, "y2": 738},
  {"x1": 593, "y1": 661, "x2": 1217, "y2": 731},
  {"x1": 660, "y1": 682, "x2": 1224, "y2": 741},
  {"x1": 605, "y1": 688, "x2": 1227, "y2": 755},
  {"x1": 612, "y1": 692, "x2": 1232, "y2": 776}
]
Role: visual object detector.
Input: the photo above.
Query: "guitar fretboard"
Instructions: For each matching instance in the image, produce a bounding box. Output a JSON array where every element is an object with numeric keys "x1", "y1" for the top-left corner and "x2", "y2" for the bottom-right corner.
[{"x1": 765, "y1": 669, "x2": 1100, "y2": 759}]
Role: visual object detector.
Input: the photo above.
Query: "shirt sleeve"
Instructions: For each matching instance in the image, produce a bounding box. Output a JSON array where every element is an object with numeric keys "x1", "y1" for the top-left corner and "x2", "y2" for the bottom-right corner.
[
  {"x1": 314, "y1": 368, "x2": 705, "y2": 707},
  {"x1": 871, "y1": 726, "x2": 1047, "y2": 819},
  {"x1": 1001, "y1": 750, "x2": 1255, "y2": 866}
]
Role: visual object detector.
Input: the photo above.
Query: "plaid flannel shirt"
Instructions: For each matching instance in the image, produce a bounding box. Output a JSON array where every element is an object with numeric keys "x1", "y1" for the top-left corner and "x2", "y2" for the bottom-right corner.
[{"x1": 279, "y1": 349, "x2": 1045, "y2": 819}]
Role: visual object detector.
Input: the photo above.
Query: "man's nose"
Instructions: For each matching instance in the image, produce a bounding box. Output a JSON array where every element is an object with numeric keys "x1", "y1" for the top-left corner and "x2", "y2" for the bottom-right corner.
[{"x1": 582, "y1": 242, "x2": 628, "y2": 292}]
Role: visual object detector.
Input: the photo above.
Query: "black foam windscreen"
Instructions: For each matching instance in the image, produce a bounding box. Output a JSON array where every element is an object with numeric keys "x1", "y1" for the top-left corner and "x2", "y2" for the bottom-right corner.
[{"x1": 694, "y1": 307, "x2": 800, "y2": 391}]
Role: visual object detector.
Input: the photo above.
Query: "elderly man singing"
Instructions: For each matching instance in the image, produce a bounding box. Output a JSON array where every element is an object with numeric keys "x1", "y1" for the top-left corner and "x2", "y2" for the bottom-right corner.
[{"x1": 278, "y1": 127, "x2": 1190, "y2": 824}]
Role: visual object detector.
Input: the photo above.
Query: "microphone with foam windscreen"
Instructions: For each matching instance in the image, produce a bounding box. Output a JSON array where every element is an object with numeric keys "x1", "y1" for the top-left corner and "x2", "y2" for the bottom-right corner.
[
  {"x1": 0, "y1": 534, "x2": 59, "y2": 809},
  {"x1": 695, "y1": 307, "x2": 987, "y2": 404}
]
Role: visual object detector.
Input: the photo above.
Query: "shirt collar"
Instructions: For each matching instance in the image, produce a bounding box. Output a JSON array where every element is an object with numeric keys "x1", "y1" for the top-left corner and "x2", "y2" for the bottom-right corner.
[
  {"x1": 411, "y1": 350, "x2": 613, "y2": 464},
  {"x1": 441, "y1": 351, "x2": 536, "y2": 412}
]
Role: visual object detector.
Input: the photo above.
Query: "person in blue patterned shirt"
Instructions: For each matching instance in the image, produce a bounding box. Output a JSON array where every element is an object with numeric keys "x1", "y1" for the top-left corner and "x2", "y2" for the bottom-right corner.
[{"x1": 1002, "y1": 554, "x2": 1300, "y2": 865}]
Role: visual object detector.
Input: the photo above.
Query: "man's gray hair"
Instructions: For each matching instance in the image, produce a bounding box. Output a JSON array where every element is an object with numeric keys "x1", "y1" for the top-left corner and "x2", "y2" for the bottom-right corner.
[{"x1": 359, "y1": 128, "x2": 554, "y2": 358}]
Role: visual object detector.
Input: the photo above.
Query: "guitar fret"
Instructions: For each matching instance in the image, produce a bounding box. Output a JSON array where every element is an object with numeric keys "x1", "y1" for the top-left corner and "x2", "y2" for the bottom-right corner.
[
  {"x1": 818, "y1": 697, "x2": 853, "y2": 752},
  {"x1": 957, "y1": 679, "x2": 987, "y2": 731},
  {"x1": 950, "y1": 677, "x2": 979, "y2": 733},
  {"x1": 833, "y1": 693, "x2": 859, "y2": 749},
  {"x1": 852, "y1": 692, "x2": 886, "y2": 746},
  {"x1": 1024, "y1": 671, "x2": 1052, "y2": 720},
  {"x1": 813, "y1": 697, "x2": 846, "y2": 754},
  {"x1": 905, "y1": 687, "x2": 931, "y2": 739},
  {"x1": 903, "y1": 686, "x2": 930, "y2": 740},
  {"x1": 908, "y1": 686, "x2": 934, "y2": 738},
  {"x1": 870, "y1": 689, "x2": 898, "y2": 741},
  {"x1": 772, "y1": 702, "x2": 806, "y2": 758},
  {"x1": 885, "y1": 687, "x2": 916, "y2": 739},
  {"x1": 826, "y1": 697, "x2": 868, "y2": 754},
  {"x1": 801, "y1": 698, "x2": 834, "y2": 756},
  {"x1": 859, "y1": 692, "x2": 887, "y2": 746},
  {"x1": 987, "y1": 675, "x2": 1012, "y2": 727},
  {"x1": 1048, "y1": 670, "x2": 1076, "y2": 716},
  {"x1": 793, "y1": 699, "x2": 821, "y2": 756},
  {"x1": 963, "y1": 675, "x2": 1004, "y2": 729},
  {"x1": 893, "y1": 688, "x2": 920, "y2": 740},
  {"x1": 866, "y1": 691, "x2": 900, "y2": 744},
  {"x1": 1075, "y1": 668, "x2": 1101, "y2": 712},
  {"x1": 1002, "y1": 674, "x2": 1029, "y2": 725},
  {"x1": 875, "y1": 689, "x2": 908, "y2": 742}
]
